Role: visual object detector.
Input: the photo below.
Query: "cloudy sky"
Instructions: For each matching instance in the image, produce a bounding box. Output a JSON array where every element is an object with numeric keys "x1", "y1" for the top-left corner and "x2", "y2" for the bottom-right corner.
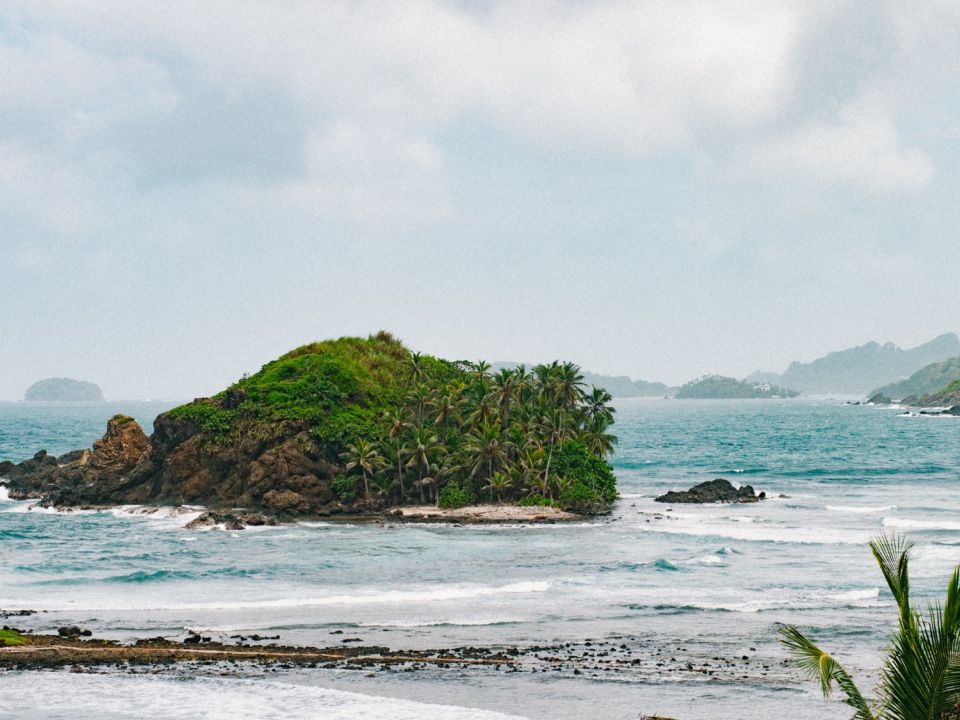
[{"x1": 2, "y1": 1, "x2": 959, "y2": 400}]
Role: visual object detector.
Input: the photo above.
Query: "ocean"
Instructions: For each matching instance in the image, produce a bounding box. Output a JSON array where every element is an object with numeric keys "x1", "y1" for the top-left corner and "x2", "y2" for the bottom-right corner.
[{"x1": 2, "y1": 398, "x2": 960, "y2": 719}]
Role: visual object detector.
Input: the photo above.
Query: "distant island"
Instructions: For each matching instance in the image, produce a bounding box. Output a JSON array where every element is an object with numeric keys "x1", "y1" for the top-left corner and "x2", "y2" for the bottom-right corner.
[
  {"x1": 24, "y1": 378, "x2": 104, "y2": 402},
  {"x1": 675, "y1": 375, "x2": 799, "y2": 399},
  {"x1": 747, "y1": 332, "x2": 960, "y2": 395},
  {"x1": 2, "y1": 332, "x2": 617, "y2": 521}
]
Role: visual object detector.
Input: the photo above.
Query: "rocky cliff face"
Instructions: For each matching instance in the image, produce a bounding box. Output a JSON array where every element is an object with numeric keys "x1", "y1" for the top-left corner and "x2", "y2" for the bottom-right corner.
[{"x1": 1, "y1": 411, "x2": 349, "y2": 518}]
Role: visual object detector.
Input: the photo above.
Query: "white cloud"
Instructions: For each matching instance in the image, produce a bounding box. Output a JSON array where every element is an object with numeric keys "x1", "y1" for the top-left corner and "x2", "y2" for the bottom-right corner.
[{"x1": 740, "y1": 110, "x2": 934, "y2": 194}]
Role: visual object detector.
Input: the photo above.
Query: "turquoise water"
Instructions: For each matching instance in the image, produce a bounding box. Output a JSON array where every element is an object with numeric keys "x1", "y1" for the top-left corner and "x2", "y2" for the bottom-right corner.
[{"x1": 2, "y1": 399, "x2": 960, "y2": 719}]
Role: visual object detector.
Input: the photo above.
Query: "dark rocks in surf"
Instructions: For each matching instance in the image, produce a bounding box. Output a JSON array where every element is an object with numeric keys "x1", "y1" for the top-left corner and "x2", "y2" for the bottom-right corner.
[
  {"x1": 866, "y1": 393, "x2": 892, "y2": 405},
  {"x1": 917, "y1": 405, "x2": 960, "y2": 417},
  {"x1": 655, "y1": 478, "x2": 765, "y2": 504},
  {"x1": 183, "y1": 511, "x2": 277, "y2": 531}
]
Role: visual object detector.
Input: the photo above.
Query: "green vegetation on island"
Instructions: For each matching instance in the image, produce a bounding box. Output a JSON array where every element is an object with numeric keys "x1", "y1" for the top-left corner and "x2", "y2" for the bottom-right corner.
[
  {"x1": 781, "y1": 536, "x2": 960, "y2": 719},
  {"x1": 168, "y1": 332, "x2": 618, "y2": 512},
  {"x1": 675, "y1": 375, "x2": 799, "y2": 399},
  {"x1": 24, "y1": 378, "x2": 104, "y2": 402}
]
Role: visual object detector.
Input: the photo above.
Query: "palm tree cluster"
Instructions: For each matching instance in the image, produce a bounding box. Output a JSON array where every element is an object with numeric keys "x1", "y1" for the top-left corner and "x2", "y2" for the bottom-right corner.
[
  {"x1": 339, "y1": 355, "x2": 617, "y2": 507},
  {"x1": 781, "y1": 535, "x2": 960, "y2": 720}
]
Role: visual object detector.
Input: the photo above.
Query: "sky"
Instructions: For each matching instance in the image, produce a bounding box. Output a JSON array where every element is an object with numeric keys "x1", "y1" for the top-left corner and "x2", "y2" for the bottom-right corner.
[{"x1": 1, "y1": 1, "x2": 959, "y2": 400}]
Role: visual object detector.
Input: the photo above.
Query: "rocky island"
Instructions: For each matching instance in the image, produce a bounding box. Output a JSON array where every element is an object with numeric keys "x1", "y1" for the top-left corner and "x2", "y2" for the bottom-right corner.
[
  {"x1": 0, "y1": 332, "x2": 617, "y2": 522},
  {"x1": 24, "y1": 378, "x2": 104, "y2": 402}
]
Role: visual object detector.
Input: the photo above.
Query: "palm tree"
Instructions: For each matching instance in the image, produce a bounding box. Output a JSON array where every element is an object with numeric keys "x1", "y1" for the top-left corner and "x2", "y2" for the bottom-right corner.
[
  {"x1": 780, "y1": 535, "x2": 960, "y2": 720},
  {"x1": 339, "y1": 439, "x2": 383, "y2": 499},
  {"x1": 490, "y1": 369, "x2": 517, "y2": 429},
  {"x1": 383, "y1": 411, "x2": 407, "y2": 501},
  {"x1": 409, "y1": 352, "x2": 428, "y2": 384},
  {"x1": 406, "y1": 425, "x2": 445, "y2": 504},
  {"x1": 463, "y1": 420, "x2": 506, "y2": 487},
  {"x1": 582, "y1": 415, "x2": 617, "y2": 457},
  {"x1": 429, "y1": 392, "x2": 463, "y2": 439},
  {"x1": 483, "y1": 471, "x2": 512, "y2": 504},
  {"x1": 471, "y1": 360, "x2": 491, "y2": 384},
  {"x1": 584, "y1": 386, "x2": 616, "y2": 426},
  {"x1": 555, "y1": 362, "x2": 586, "y2": 441}
]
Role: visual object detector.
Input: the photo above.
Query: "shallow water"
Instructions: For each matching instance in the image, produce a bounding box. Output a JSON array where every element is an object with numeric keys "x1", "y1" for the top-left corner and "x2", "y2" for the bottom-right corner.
[{"x1": 2, "y1": 399, "x2": 960, "y2": 719}]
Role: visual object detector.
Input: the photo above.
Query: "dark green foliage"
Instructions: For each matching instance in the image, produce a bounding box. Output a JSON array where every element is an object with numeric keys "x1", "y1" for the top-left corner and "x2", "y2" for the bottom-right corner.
[
  {"x1": 676, "y1": 375, "x2": 799, "y2": 399},
  {"x1": 167, "y1": 402, "x2": 235, "y2": 436},
  {"x1": 437, "y1": 481, "x2": 471, "y2": 509},
  {"x1": 552, "y1": 441, "x2": 618, "y2": 511},
  {"x1": 161, "y1": 332, "x2": 619, "y2": 511},
  {"x1": 113, "y1": 414, "x2": 135, "y2": 426},
  {"x1": 331, "y1": 475, "x2": 357, "y2": 502},
  {"x1": 516, "y1": 494, "x2": 555, "y2": 507}
]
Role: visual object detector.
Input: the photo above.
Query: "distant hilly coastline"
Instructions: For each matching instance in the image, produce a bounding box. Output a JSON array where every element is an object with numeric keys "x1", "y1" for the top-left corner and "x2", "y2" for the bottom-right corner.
[
  {"x1": 24, "y1": 378, "x2": 104, "y2": 402},
  {"x1": 870, "y1": 356, "x2": 960, "y2": 403},
  {"x1": 747, "y1": 333, "x2": 960, "y2": 396}
]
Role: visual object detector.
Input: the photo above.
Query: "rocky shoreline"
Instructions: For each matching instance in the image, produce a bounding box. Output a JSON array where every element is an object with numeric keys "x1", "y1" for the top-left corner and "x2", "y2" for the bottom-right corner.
[{"x1": 0, "y1": 624, "x2": 792, "y2": 692}]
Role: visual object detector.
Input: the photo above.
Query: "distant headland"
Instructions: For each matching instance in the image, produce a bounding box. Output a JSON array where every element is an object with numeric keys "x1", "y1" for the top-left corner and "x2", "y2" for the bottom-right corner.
[{"x1": 24, "y1": 378, "x2": 104, "y2": 402}]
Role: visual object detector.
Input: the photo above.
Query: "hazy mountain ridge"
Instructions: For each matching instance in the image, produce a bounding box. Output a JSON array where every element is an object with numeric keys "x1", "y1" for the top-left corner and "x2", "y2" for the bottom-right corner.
[{"x1": 748, "y1": 333, "x2": 960, "y2": 395}]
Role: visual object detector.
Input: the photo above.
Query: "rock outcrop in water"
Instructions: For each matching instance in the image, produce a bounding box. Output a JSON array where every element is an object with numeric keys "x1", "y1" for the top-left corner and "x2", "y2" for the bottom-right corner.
[
  {"x1": 3, "y1": 415, "x2": 151, "y2": 502},
  {"x1": 2, "y1": 411, "x2": 343, "y2": 516},
  {"x1": 655, "y1": 479, "x2": 765, "y2": 504}
]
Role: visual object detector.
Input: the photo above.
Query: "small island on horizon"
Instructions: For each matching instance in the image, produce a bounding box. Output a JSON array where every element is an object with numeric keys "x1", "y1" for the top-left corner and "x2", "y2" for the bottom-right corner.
[
  {"x1": 1, "y1": 332, "x2": 618, "y2": 524},
  {"x1": 675, "y1": 375, "x2": 800, "y2": 399},
  {"x1": 24, "y1": 378, "x2": 104, "y2": 402}
]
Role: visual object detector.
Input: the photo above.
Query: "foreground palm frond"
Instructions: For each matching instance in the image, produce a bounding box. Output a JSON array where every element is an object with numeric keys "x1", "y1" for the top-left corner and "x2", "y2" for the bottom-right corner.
[{"x1": 780, "y1": 535, "x2": 960, "y2": 720}]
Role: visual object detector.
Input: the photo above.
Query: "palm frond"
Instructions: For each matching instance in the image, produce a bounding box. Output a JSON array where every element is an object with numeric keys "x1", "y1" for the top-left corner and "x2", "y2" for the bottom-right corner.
[
  {"x1": 779, "y1": 625, "x2": 875, "y2": 720},
  {"x1": 871, "y1": 534, "x2": 915, "y2": 630}
]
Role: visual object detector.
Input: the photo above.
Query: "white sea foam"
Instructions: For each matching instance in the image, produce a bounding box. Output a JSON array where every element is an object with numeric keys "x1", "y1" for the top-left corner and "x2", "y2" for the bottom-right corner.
[
  {"x1": 25, "y1": 580, "x2": 552, "y2": 613},
  {"x1": 628, "y1": 585, "x2": 883, "y2": 613},
  {"x1": 5, "y1": 673, "x2": 529, "y2": 720},
  {"x1": 826, "y1": 504, "x2": 896, "y2": 514},
  {"x1": 2, "y1": 503, "x2": 97, "y2": 515},
  {"x1": 634, "y1": 515, "x2": 865, "y2": 545},
  {"x1": 883, "y1": 517, "x2": 960, "y2": 532},
  {"x1": 828, "y1": 588, "x2": 879, "y2": 603},
  {"x1": 0, "y1": 484, "x2": 9, "y2": 501}
]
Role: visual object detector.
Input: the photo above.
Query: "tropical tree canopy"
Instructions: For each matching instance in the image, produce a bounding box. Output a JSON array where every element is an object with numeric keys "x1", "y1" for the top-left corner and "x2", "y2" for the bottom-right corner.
[{"x1": 347, "y1": 353, "x2": 618, "y2": 509}]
